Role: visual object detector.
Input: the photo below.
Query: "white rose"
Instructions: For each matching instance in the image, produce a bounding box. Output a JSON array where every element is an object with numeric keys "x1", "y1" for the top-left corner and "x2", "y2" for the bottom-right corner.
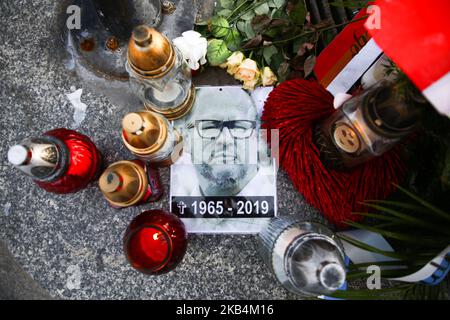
[
  {"x1": 242, "y1": 78, "x2": 259, "y2": 91},
  {"x1": 234, "y1": 58, "x2": 260, "y2": 82},
  {"x1": 261, "y1": 67, "x2": 278, "y2": 86},
  {"x1": 225, "y1": 51, "x2": 245, "y2": 75},
  {"x1": 173, "y1": 30, "x2": 207, "y2": 70}
]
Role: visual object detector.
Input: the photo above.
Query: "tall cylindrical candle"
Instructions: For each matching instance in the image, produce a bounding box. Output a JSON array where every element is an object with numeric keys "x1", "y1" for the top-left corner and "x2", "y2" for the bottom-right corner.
[{"x1": 259, "y1": 217, "x2": 346, "y2": 296}]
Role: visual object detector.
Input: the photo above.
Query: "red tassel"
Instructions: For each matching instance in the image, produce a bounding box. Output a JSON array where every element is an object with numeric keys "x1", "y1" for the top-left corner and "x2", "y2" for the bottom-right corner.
[{"x1": 262, "y1": 79, "x2": 405, "y2": 228}]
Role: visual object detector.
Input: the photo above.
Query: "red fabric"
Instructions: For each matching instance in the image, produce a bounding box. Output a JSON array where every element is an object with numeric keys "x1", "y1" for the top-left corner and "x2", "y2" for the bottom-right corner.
[
  {"x1": 368, "y1": 0, "x2": 450, "y2": 90},
  {"x1": 314, "y1": 6, "x2": 373, "y2": 86},
  {"x1": 262, "y1": 79, "x2": 405, "y2": 227}
]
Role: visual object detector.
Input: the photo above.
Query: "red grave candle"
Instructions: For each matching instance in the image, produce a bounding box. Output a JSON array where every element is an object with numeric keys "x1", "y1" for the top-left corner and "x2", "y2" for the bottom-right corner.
[
  {"x1": 8, "y1": 128, "x2": 103, "y2": 194},
  {"x1": 36, "y1": 129, "x2": 103, "y2": 193},
  {"x1": 123, "y1": 210, "x2": 188, "y2": 275}
]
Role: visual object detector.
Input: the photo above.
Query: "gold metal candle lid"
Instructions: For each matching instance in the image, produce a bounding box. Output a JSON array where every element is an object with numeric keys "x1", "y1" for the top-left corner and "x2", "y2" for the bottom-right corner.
[
  {"x1": 333, "y1": 124, "x2": 360, "y2": 154},
  {"x1": 99, "y1": 161, "x2": 148, "y2": 207},
  {"x1": 122, "y1": 111, "x2": 168, "y2": 155},
  {"x1": 127, "y1": 25, "x2": 175, "y2": 79}
]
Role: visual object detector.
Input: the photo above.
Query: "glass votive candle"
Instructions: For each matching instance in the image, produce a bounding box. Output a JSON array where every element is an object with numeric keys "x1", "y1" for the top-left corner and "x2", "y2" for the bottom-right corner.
[{"x1": 123, "y1": 210, "x2": 188, "y2": 275}]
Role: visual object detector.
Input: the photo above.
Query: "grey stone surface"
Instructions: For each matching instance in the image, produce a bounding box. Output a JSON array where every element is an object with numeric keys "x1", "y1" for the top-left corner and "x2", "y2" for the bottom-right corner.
[
  {"x1": 0, "y1": 241, "x2": 52, "y2": 300},
  {"x1": 0, "y1": 0, "x2": 330, "y2": 300}
]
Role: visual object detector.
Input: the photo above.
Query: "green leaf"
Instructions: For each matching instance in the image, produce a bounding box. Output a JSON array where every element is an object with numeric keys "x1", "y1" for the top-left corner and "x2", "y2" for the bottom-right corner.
[
  {"x1": 251, "y1": 14, "x2": 271, "y2": 34},
  {"x1": 303, "y1": 54, "x2": 316, "y2": 77},
  {"x1": 268, "y1": 0, "x2": 286, "y2": 9},
  {"x1": 211, "y1": 17, "x2": 230, "y2": 38},
  {"x1": 328, "y1": 0, "x2": 368, "y2": 9},
  {"x1": 263, "y1": 19, "x2": 288, "y2": 38},
  {"x1": 321, "y1": 29, "x2": 336, "y2": 46},
  {"x1": 337, "y1": 234, "x2": 416, "y2": 261},
  {"x1": 363, "y1": 203, "x2": 450, "y2": 236},
  {"x1": 345, "y1": 221, "x2": 448, "y2": 247},
  {"x1": 264, "y1": 25, "x2": 283, "y2": 38},
  {"x1": 351, "y1": 211, "x2": 403, "y2": 225},
  {"x1": 269, "y1": 51, "x2": 285, "y2": 73},
  {"x1": 220, "y1": 0, "x2": 235, "y2": 9},
  {"x1": 292, "y1": 37, "x2": 304, "y2": 54},
  {"x1": 271, "y1": 7, "x2": 289, "y2": 20},
  {"x1": 237, "y1": 21, "x2": 246, "y2": 33},
  {"x1": 364, "y1": 199, "x2": 430, "y2": 214},
  {"x1": 207, "y1": 39, "x2": 232, "y2": 66},
  {"x1": 270, "y1": 18, "x2": 288, "y2": 28},
  {"x1": 289, "y1": 54, "x2": 306, "y2": 71},
  {"x1": 396, "y1": 185, "x2": 450, "y2": 221},
  {"x1": 242, "y1": 34, "x2": 263, "y2": 49},
  {"x1": 376, "y1": 222, "x2": 401, "y2": 229},
  {"x1": 237, "y1": 20, "x2": 255, "y2": 40},
  {"x1": 331, "y1": 266, "x2": 450, "y2": 300},
  {"x1": 277, "y1": 61, "x2": 290, "y2": 83},
  {"x1": 327, "y1": 285, "x2": 410, "y2": 300},
  {"x1": 217, "y1": 9, "x2": 233, "y2": 17},
  {"x1": 254, "y1": 2, "x2": 270, "y2": 15},
  {"x1": 240, "y1": 10, "x2": 256, "y2": 21},
  {"x1": 349, "y1": 260, "x2": 426, "y2": 270},
  {"x1": 263, "y1": 45, "x2": 278, "y2": 65},
  {"x1": 224, "y1": 27, "x2": 242, "y2": 51},
  {"x1": 288, "y1": 0, "x2": 307, "y2": 25}
]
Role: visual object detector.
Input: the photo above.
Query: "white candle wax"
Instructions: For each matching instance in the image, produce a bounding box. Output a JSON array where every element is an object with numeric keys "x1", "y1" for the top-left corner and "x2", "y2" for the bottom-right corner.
[{"x1": 153, "y1": 82, "x2": 182, "y2": 103}]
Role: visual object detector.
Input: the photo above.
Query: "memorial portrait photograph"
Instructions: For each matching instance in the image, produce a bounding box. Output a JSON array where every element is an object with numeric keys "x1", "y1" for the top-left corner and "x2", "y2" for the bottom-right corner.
[{"x1": 170, "y1": 86, "x2": 277, "y2": 233}]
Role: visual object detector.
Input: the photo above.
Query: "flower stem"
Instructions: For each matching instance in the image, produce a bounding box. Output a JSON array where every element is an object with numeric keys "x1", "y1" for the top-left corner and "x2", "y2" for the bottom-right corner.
[
  {"x1": 230, "y1": 0, "x2": 272, "y2": 23},
  {"x1": 227, "y1": 0, "x2": 250, "y2": 20},
  {"x1": 239, "y1": 15, "x2": 369, "y2": 51}
]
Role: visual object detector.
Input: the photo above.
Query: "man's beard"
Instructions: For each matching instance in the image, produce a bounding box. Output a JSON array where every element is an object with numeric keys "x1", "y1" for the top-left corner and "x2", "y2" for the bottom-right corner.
[{"x1": 196, "y1": 163, "x2": 257, "y2": 196}]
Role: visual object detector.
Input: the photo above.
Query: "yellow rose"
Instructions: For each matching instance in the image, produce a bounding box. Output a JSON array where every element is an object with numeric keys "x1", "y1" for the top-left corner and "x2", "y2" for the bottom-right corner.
[
  {"x1": 261, "y1": 67, "x2": 278, "y2": 86},
  {"x1": 234, "y1": 58, "x2": 260, "y2": 82},
  {"x1": 242, "y1": 78, "x2": 259, "y2": 91},
  {"x1": 225, "y1": 51, "x2": 245, "y2": 75}
]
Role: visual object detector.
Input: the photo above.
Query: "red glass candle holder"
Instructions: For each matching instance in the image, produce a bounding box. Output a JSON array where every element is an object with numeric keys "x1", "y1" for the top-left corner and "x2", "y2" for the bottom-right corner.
[
  {"x1": 123, "y1": 210, "x2": 188, "y2": 275},
  {"x1": 35, "y1": 128, "x2": 103, "y2": 193}
]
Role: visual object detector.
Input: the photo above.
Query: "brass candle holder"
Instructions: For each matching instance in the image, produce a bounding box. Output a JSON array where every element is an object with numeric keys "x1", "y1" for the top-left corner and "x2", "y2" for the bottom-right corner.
[
  {"x1": 126, "y1": 25, "x2": 195, "y2": 120},
  {"x1": 99, "y1": 160, "x2": 163, "y2": 208},
  {"x1": 121, "y1": 110, "x2": 183, "y2": 166}
]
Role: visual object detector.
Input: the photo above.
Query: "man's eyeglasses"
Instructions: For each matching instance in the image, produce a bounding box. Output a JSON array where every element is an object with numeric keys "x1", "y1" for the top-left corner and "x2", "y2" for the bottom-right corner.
[{"x1": 194, "y1": 120, "x2": 256, "y2": 139}]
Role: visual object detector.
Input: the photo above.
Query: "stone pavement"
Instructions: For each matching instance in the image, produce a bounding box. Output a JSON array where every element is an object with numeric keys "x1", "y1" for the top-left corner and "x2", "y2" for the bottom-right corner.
[{"x1": 0, "y1": 0, "x2": 329, "y2": 299}]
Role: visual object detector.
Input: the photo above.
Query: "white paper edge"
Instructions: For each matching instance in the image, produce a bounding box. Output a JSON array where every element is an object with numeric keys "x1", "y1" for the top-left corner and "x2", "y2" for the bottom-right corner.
[
  {"x1": 326, "y1": 38, "x2": 383, "y2": 96},
  {"x1": 338, "y1": 229, "x2": 396, "y2": 264},
  {"x1": 422, "y1": 71, "x2": 450, "y2": 117},
  {"x1": 389, "y1": 245, "x2": 450, "y2": 282}
]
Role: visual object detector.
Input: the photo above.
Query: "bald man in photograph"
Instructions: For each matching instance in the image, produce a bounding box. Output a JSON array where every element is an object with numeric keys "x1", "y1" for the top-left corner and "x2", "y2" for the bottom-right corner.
[{"x1": 173, "y1": 87, "x2": 274, "y2": 197}]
